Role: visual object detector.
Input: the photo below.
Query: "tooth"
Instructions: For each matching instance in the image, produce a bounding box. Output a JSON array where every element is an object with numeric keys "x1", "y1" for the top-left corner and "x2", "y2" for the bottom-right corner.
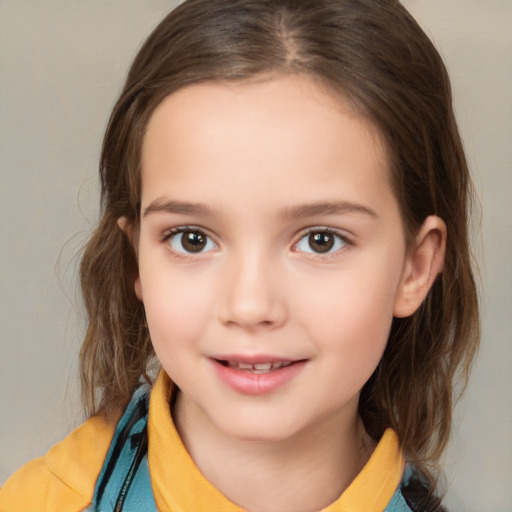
[
  {"x1": 226, "y1": 360, "x2": 295, "y2": 372},
  {"x1": 253, "y1": 368, "x2": 272, "y2": 374},
  {"x1": 254, "y1": 363, "x2": 272, "y2": 371}
]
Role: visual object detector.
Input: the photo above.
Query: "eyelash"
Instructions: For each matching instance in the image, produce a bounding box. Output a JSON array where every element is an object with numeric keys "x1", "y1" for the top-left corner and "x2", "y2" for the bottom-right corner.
[{"x1": 160, "y1": 226, "x2": 352, "y2": 259}]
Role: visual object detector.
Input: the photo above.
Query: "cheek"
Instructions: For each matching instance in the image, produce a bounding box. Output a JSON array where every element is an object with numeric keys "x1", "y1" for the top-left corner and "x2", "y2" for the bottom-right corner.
[
  {"x1": 296, "y1": 266, "x2": 400, "y2": 370},
  {"x1": 306, "y1": 294, "x2": 392, "y2": 401},
  {"x1": 138, "y1": 263, "x2": 215, "y2": 358},
  {"x1": 312, "y1": 291, "x2": 394, "y2": 353}
]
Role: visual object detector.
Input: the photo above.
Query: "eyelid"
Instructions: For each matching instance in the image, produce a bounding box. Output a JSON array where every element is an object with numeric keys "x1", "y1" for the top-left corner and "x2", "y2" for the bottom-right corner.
[{"x1": 161, "y1": 224, "x2": 214, "y2": 239}]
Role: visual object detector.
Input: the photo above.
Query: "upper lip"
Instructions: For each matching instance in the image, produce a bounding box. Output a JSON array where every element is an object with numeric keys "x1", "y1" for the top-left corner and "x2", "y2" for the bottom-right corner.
[{"x1": 211, "y1": 354, "x2": 302, "y2": 365}]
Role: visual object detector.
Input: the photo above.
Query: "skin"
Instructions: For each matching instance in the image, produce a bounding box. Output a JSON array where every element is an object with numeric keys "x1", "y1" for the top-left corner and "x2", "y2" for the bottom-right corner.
[{"x1": 121, "y1": 75, "x2": 446, "y2": 512}]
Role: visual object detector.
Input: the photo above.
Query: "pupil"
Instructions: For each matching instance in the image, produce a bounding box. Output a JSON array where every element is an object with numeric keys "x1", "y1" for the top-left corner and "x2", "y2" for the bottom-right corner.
[
  {"x1": 182, "y1": 231, "x2": 206, "y2": 252},
  {"x1": 309, "y1": 232, "x2": 333, "y2": 253}
]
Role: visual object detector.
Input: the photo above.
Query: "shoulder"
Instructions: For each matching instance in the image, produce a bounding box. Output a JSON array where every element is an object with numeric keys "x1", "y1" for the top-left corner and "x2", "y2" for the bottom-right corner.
[{"x1": 0, "y1": 415, "x2": 116, "y2": 512}]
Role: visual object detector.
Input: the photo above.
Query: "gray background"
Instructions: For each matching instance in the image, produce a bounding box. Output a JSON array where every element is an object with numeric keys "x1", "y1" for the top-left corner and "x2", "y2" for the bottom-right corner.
[{"x1": 1, "y1": 1, "x2": 511, "y2": 510}]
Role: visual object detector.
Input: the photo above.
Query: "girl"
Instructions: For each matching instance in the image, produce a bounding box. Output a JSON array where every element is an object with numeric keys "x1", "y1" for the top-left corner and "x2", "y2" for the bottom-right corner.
[{"x1": 0, "y1": 0, "x2": 479, "y2": 511}]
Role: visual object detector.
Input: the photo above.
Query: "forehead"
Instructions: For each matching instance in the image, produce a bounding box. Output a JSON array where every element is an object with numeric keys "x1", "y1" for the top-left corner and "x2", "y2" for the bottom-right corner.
[
  {"x1": 145, "y1": 75, "x2": 382, "y2": 146},
  {"x1": 140, "y1": 75, "x2": 394, "y2": 216}
]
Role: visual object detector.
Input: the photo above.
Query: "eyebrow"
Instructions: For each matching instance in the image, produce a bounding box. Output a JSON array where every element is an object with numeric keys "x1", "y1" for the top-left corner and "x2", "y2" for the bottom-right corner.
[
  {"x1": 143, "y1": 198, "x2": 377, "y2": 219},
  {"x1": 143, "y1": 199, "x2": 215, "y2": 217},
  {"x1": 279, "y1": 201, "x2": 378, "y2": 220}
]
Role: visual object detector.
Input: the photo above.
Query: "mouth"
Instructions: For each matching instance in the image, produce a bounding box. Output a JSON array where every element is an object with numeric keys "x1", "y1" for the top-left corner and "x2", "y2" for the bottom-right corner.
[
  {"x1": 211, "y1": 356, "x2": 307, "y2": 395},
  {"x1": 217, "y1": 360, "x2": 294, "y2": 374}
]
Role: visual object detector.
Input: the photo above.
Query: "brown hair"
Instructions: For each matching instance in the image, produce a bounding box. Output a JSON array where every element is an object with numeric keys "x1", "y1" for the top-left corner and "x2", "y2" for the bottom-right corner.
[{"x1": 79, "y1": 0, "x2": 479, "y2": 499}]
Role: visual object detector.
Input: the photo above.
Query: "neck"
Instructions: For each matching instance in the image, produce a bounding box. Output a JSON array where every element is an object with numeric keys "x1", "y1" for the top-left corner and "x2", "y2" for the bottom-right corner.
[{"x1": 174, "y1": 392, "x2": 375, "y2": 512}]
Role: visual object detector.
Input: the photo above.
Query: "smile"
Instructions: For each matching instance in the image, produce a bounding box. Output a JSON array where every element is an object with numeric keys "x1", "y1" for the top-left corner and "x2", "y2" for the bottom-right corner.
[
  {"x1": 224, "y1": 361, "x2": 294, "y2": 374},
  {"x1": 212, "y1": 357, "x2": 306, "y2": 395}
]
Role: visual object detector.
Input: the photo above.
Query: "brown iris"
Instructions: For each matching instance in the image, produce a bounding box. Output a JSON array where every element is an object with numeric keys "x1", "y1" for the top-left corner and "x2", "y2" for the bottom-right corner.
[
  {"x1": 308, "y1": 232, "x2": 335, "y2": 253},
  {"x1": 181, "y1": 230, "x2": 207, "y2": 252}
]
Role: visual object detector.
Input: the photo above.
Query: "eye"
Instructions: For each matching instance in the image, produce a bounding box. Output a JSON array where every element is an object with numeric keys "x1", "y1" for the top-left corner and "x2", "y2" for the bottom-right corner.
[
  {"x1": 295, "y1": 230, "x2": 347, "y2": 254},
  {"x1": 167, "y1": 228, "x2": 217, "y2": 254}
]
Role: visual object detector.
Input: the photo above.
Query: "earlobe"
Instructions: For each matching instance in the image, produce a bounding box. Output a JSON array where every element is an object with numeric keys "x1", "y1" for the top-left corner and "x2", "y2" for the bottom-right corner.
[
  {"x1": 117, "y1": 216, "x2": 143, "y2": 302},
  {"x1": 134, "y1": 276, "x2": 143, "y2": 301},
  {"x1": 393, "y1": 215, "x2": 446, "y2": 318}
]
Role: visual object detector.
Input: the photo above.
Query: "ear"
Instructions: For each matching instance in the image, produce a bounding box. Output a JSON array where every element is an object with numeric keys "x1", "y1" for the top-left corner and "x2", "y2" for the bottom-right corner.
[
  {"x1": 393, "y1": 215, "x2": 446, "y2": 318},
  {"x1": 117, "y1": 216, "x2": 143, "y2": 302}
]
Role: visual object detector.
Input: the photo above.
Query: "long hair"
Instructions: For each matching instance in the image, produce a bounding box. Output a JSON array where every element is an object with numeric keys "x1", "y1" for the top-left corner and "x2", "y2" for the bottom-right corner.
[{"x1": 79, "y1": 0, "x2": 479, "y2": 500}]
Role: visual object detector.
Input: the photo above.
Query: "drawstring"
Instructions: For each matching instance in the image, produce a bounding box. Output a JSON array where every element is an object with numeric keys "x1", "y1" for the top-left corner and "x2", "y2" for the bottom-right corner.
[{"x1": 114, "y1": 426, "x2": 149, "y2": 511}]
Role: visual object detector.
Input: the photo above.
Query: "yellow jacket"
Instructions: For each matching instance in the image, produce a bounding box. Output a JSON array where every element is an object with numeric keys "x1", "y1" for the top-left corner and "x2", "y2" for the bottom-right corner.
[{"x1": 0, "y1": 372, "x2": 405, "y2": 512}]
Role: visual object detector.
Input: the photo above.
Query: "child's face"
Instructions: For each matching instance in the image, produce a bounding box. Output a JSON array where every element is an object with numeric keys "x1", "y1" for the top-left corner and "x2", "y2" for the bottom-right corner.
[{"x1": 134, "y1": 75, "x2": 410, "y2": 442}]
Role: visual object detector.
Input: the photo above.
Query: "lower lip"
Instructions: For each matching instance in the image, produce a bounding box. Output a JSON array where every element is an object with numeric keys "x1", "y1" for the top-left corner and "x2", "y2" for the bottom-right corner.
[{"x1": 212, "y1": 360, "x2": 306, "y2": 395}]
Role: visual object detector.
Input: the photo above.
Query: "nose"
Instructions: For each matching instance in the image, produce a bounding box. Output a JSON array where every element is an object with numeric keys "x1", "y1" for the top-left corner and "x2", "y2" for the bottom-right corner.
[{"x1": 218, "y1": 253, "x2": 287, "y2": 330}]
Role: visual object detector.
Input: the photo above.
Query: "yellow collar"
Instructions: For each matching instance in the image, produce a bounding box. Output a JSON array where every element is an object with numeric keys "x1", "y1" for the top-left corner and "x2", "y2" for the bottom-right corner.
[{"x1": 148, "y1": 371, "x2": 404, "y2": 512}]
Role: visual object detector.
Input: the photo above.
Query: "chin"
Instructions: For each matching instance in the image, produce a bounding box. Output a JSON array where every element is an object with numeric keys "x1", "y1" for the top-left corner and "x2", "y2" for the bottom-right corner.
[{"x1": 213, "y1": 414, "x2": 306, "y2": 445}]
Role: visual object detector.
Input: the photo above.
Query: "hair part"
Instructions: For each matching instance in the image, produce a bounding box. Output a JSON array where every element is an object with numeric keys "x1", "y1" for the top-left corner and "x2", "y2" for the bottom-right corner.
[{"x1": 79, "y1": 0, "x2": 479, "y2": 501}]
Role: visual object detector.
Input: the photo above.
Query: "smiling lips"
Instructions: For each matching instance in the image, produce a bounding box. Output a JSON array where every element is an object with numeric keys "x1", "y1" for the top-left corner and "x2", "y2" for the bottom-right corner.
[{"x1": 212, "y1": 358, "x2": 306, "y2": 395}]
